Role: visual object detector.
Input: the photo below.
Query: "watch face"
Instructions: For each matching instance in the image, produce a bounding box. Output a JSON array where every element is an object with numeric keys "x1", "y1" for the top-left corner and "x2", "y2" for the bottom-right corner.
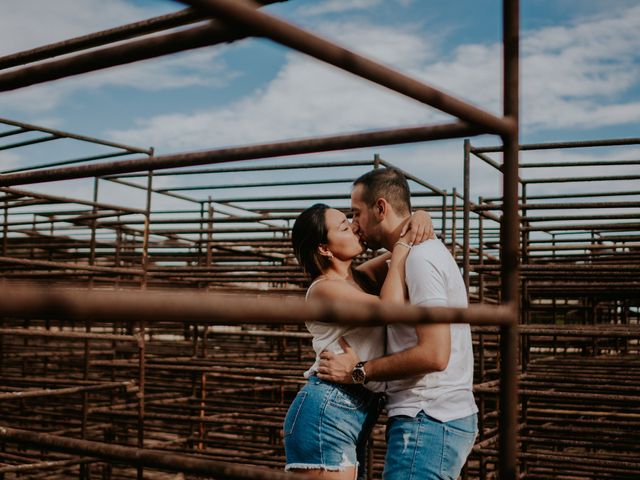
[{"x1": 352, "y1": 366, "x2": 366, "y2": 384}]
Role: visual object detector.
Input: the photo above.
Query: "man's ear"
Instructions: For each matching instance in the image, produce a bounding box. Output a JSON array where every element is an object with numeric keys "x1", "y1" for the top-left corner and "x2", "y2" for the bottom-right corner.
[{"x1": 374, "y1": 197, "x2": 387, "y2": 221}]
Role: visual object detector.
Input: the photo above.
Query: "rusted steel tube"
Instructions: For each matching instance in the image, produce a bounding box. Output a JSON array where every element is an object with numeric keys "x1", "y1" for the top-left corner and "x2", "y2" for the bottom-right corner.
[
  {"x1": 522, "y1": 222, "x2": 640, "y2": 232},
  {"x1": 0, "y1": 134, "x2": 57, "y2": 151},
  {"x1": 474, "y1": 200, "x2": 640, "y2": 211},
  {"x1": 159, "y1": 177, "x2": 357, "y2": 192},
  {"x1": 498, "y1": 1, "x2": 520, "y2": 479},
  {"x1": 0, "y1": 458, "x2": 94, "y2": 475},
  {"x1": 0, "y1": 327, "x2": 138, "y2": 342},
  {"x1": 463, "y1": 140, "x2": 471, "y2": 292},
  {"x1": 377, "y1": 158, "x2": 447, "y2": 196},
  {"x1": 0, "y1": 2, "x2": 283, "y2": 93},
  {"x1": 520, "y1": 158, "x2": 640, "y2": 168},
  {"x1": 0, "y1": 117, "x2": 151, "y2": 154},
  {"x1": 0, "y1": 426, "x2": 308, "y2": 480},
  {"x1": 471, "y1": 137, "x2": 640, "y2": 154},
  {"x1": 2, "y1": 151, "x2": 134, "y2": 175},
  {"x1": 181, "y1": 0, "x2": 513, "y2": 135},
  {"x1": 0, "y1": 122, "x2": 483, "y2": 186},
  {"x1": 0, "y1": 285, "x2": 517, "y2": 326},
  {"x1": 0, "y1": 187, "x2": 145, "y2": 214},
  {"x1": 0, "y1": 256, "x2": 144, "y2": 276},
  {"x1": 0, "y1": 9, "x2": 205, "y2": 69},
  {"x1": 523, "y1": 174, "x2": 640, "y2": 184},
  {"x1": 109, "y1": 159, "x2": 375, "y2": 178},
  {"x1": 0, "y1": 381, "x2": 133, "y2": 401}
]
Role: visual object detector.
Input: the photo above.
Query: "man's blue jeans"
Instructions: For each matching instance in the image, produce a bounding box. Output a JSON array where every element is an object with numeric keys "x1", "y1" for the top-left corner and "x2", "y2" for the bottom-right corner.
[{"x1": 383, "y1": 411, "x2": 477, "y2": 480}]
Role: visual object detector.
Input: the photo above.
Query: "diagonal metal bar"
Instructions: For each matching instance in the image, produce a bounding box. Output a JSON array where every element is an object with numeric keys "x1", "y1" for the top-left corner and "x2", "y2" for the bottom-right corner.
[{"x1": 180, "y1": 0, "x2": 514, "y2": 136}]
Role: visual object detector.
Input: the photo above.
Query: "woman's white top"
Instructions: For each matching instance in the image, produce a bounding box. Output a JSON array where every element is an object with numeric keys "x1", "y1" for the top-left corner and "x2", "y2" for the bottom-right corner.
[{"x1": 303, "y1": 277, "x2": 386, "y2": 392}]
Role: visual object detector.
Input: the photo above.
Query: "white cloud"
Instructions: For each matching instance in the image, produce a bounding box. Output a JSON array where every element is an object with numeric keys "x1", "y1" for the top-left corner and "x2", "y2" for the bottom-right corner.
[
  {"x1": 109, "y1": 3, "x2": 640, "y2": 155},
  {"x1": 4, "y1": 1, "x2": 640, "y2": 159},
  {"x1": 297, "y1": 0, "x2": 383, "y2": 17},
  {"x1": 108, "y1": 19, "x2": 445, "y2": 151},
  {"x1": 0, "y1": 152, "x2": 23, "y2": 173}
]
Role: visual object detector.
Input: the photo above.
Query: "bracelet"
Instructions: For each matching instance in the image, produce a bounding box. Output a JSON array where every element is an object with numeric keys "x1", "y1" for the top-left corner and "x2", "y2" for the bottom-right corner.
[{"x1": 395, "y1": 240, "x2": 412, "y2": 249}]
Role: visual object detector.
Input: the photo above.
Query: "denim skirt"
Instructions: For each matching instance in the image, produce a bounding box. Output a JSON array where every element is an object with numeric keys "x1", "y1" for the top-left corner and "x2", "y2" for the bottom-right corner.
[{"x1": 284, "y1": 375, "x2": 382, "y2": 479}]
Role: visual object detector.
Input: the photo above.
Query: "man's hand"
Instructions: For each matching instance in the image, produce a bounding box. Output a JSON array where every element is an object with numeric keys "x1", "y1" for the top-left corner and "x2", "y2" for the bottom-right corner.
[
  {"x1": 400, "y1": 210, "x2": 435, "y2": 245},
  {"x1": 317, "y1": 337, "x2": 360, "y2": 384}
]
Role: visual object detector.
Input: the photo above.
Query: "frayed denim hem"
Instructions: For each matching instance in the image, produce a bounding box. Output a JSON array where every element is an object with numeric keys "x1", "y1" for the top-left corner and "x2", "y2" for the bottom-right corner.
[{"x1": 285, "y1": 462, "x2": 358, "y2": 472}]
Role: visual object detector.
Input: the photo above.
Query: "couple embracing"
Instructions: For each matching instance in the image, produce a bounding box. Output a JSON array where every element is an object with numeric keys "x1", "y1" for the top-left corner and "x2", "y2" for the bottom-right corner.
[{"x1": 284, "y1": 168, "x2": 478, "y2": 480}]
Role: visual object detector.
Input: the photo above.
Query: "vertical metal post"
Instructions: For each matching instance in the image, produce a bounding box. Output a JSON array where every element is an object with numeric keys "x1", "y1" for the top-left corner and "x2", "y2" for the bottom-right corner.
[
  {"x1": 115, "y1": 219, "x2": 122, "y2": 288},
  {"x1": 141, "y1": 167, "x2": 153, "y2": 289},
  {"x1": 89, "y1": 177, "x2": 99, "y2": 289},
  {"x1": 2, "y1": 198, "x2": 8, "y2": 257},
  {"x1": 441, "y1": 191, "x2": 447, "y2": 243},
  {"x1": 463, "y1": 140, "x2": 471, "y2": 295},
  {"x1": 206, "y1": 197, "x2": 214, "y2": 268},
  {"x1": 199, "y1": 371, "x2": 207, "y2": 450},
  {"x1": 499, "y1": 0, "x2": 520, "y2": 479},
  {"x1": 451, "y1": 188, "x2": 457, "y2": 257},
  {"x1": 137, "y1": 333, "x2": 146, "y2": 480},
  {"x1": 373, "y1": 153, "x2": 381, "y2": 169},
  {"x1": 478, "y1": 199, "x2": 485, "y2": 304},
  {"x1": 82, "y1": 177, "x2": 100, "y2": 480}
]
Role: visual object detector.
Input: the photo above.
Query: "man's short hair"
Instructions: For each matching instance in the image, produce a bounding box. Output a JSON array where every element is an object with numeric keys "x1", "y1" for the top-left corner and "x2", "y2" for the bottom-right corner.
[{"x1": 353, "y1": 167, "x2": 411, "y2": 215}]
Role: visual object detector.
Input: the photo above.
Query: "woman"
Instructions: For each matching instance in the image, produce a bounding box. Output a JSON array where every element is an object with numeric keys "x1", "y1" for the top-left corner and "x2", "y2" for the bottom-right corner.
[{"x1": 284, "y1": 203, "x2": 431, "y2": 480}]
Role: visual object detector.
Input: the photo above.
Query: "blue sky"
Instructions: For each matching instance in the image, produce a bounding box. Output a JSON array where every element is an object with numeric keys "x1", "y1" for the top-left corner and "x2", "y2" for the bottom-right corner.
[{"x1": 0, "y1": 0, "x2": 639, "y2": 203}]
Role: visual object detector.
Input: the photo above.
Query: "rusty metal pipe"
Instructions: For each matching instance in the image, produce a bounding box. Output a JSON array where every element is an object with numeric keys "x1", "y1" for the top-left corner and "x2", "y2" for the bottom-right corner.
[
  {"x1": 0, "y1": 122, "x2": 483, "y2": 187},
  {"x1": 179, "y1": 0, "x2": 513, "y2": 135}
]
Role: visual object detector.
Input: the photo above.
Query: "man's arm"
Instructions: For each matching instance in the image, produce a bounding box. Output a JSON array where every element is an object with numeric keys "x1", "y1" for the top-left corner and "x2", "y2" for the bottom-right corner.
[{"x1": 317, "y1": 323, "x2": 450, "y2": 383}]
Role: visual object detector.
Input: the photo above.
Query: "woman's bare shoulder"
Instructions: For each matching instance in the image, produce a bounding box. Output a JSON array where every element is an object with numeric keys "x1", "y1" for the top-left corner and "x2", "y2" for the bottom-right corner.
[{"x1": 307, "y1": 278, "x2": 379, "y2": 304}]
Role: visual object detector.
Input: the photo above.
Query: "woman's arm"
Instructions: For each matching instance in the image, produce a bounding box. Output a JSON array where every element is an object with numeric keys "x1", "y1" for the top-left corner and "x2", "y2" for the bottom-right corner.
[{"x1": 308, "y1": 242, "x2": 411, "y2": 304}]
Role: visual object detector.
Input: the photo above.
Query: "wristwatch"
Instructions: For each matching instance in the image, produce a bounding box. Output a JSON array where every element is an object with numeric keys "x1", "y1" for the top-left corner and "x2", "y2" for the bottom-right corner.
[{"x1": 351, "y1": 361, "x2": 367, "y2": 384}]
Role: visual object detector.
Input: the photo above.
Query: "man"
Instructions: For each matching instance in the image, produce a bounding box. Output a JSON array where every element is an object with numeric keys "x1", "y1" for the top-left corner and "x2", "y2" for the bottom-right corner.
[{"x1": 317, "y1": 167, "x2": 478, "y2": 480}]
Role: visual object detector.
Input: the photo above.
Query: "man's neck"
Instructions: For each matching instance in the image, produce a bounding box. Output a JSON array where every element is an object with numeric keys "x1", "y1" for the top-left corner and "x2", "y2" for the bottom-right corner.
[{"x1": 381, "y1": 215, "x2": 411, "y2": 251}]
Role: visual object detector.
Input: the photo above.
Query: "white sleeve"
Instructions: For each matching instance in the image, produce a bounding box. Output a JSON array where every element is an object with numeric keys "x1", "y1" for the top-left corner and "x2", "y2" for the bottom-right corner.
[{"x1": 405, "y1": 253, "x2": 448, "y2": 307}]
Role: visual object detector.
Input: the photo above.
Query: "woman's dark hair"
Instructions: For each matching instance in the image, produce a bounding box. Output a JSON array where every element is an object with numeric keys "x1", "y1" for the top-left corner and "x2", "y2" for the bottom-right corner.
[{"x1": 292, "y1": 203, "x2": 331, "y2": 279}]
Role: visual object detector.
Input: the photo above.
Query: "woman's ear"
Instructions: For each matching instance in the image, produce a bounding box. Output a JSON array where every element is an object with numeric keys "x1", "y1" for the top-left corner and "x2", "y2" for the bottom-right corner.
[{"x1": 317, "y1": 244, "x2": 333, "y2": 259}]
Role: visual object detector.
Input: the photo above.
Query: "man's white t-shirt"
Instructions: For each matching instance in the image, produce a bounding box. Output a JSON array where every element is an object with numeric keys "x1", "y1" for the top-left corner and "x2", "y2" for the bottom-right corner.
[{"x1": 385, "y1": 239, "x2": 478, "y2": 422}]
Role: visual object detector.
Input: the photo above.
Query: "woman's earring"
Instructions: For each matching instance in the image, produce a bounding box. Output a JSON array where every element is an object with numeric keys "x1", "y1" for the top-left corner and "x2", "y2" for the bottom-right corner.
[{"x1": 327, "y1": 252, "x2": 333, "y2": 258}]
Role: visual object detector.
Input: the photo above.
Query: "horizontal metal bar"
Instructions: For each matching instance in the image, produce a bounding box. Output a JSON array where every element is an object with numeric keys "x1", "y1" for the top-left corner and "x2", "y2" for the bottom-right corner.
[
  {"x1": 0, "y1": 127, "x2": 28, "y2": 139},
  {"x1": 158, "y1": 177, "x2": 356, "y2": 192},
  {"x1": 1, "y1": 151, "x2": 134, "y2": 174},
  {"x1": 0, "y1": 381, "x2": 134, "y2": 401},
  {"x1": 522, "y1": 222, "x2": 640, "y2": 232},
  {"x1": 0, "y1": 284, "x2": 517, "y2": 326},
  {"x1": 523, "y1": 174, "x2": 640, "y2": 184},
  {"x1": 0, "y1": 186, "x2": 145, "y2": 214},
  {"x1": 192, "y1": 190, "x2": 439, "y2": 204},
  {"x1": 0, "y1": 121, "x2": 484, "y2": 186},
  {"x1": 0, "y1": 2, "x2": 283, "y2": 94},
  {"x1": 519, "y1": 159, "x2": 640, "y2": 168},
  {"x1": 0, "y1": 117, "x2": 151, "y2": 154},
  {"x1": 0, "y1": 134, "x2": 57, "y2": 151},
  {"x1": 471, "y1": 137, "x2": 640, "y2": 154},
  {"x1": 0, "y1": 9, "x2": 207, "y2": 70},
  {"x1": 0, "y1": 426, "x2": 308, "y2": 480},
  {"x1": 107, "y1": 160, "x2": 375, "y2": 178},
  {"x1": 475, "y1": 201, "x2": 640, "y2": 211},
  {"x1": 0, "y1": 327, "x2": 137, "y2": 342}
]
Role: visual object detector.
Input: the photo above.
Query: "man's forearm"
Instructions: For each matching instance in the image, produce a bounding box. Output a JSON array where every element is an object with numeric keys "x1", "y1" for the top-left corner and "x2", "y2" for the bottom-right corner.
[{"x1": 366, "y1": 346, "x2": 447, "y2": 382}]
